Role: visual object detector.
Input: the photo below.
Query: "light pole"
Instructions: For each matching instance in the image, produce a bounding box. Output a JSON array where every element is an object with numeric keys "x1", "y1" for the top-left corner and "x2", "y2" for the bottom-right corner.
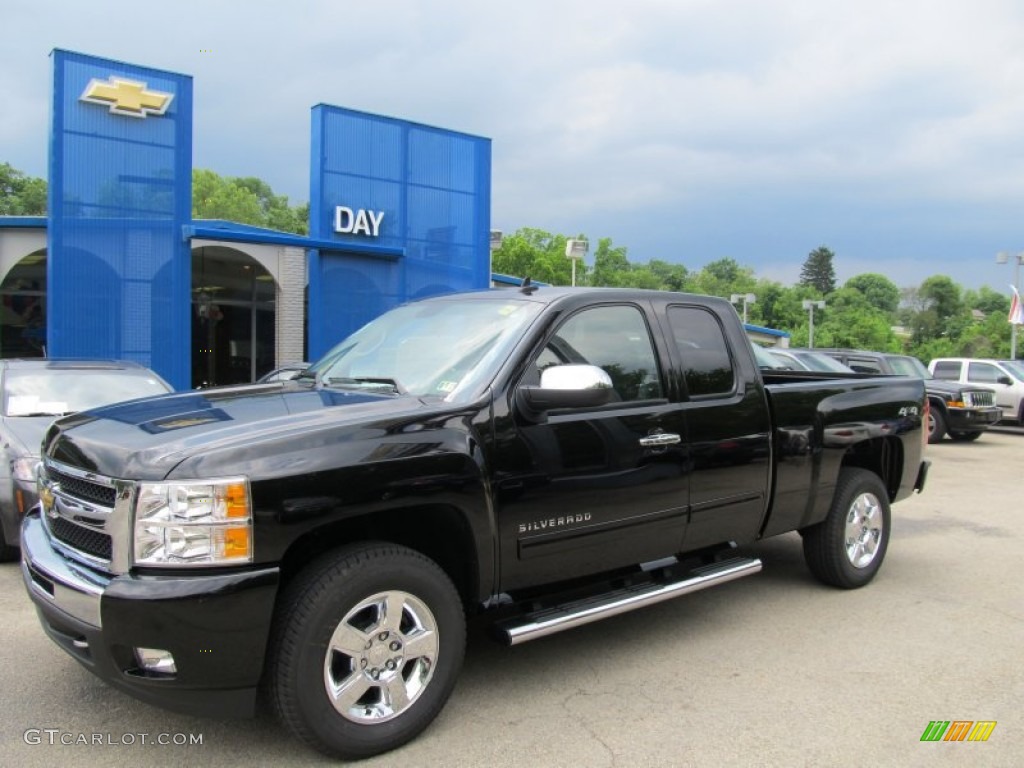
[
  {"x1": 802, "y1": 300, "x2": 826, "y2": 348},
  {"x1": 996, "y1": 251, "x2": 1024, "y2": 359},
  {"x1": 730, "y1": 293, "x2": 756, "y2": 324},
  {"x1": 488, "y1": 230, "x2": 502, "y2": 286},
  {"x1": 565, "y1": 239, "x2": 588, "y2": 287}
]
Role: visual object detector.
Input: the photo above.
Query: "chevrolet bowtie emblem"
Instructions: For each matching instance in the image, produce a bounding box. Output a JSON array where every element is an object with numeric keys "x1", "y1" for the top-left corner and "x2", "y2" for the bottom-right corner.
[{"x1": 80, "y1": 76, "x2": 173, "y2": 118}]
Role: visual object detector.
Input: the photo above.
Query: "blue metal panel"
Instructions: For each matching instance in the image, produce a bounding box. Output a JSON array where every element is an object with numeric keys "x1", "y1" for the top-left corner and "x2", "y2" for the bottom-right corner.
[
  {"x1": 48, "y1": 50, "x2": 192, "y2": 389},
  {"x1": 308, "y1": 105, "x2": 491, "y2": 360}
]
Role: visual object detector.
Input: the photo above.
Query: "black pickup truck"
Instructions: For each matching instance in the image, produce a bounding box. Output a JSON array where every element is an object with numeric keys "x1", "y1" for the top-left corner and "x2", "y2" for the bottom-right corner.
[{"x1": 21, "y1": 288, "x2": 929, "y2": 759}]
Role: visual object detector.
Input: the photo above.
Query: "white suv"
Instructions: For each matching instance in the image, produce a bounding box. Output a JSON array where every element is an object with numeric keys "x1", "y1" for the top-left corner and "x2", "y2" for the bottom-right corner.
[{"x1": 929, "y1": 358, "x2": 1024, "y2": 423}]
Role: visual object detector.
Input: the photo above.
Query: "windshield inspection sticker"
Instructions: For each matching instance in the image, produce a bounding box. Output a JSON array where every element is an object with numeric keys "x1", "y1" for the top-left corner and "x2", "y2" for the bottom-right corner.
[{"x1": 436, "y1": 381, "x2": 457, "y2": 393}]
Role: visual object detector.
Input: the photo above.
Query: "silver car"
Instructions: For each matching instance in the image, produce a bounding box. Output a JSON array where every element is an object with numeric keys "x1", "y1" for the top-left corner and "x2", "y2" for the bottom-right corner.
[{"x1": 0, "y1": 359, "x2": 173, "y2": 560}]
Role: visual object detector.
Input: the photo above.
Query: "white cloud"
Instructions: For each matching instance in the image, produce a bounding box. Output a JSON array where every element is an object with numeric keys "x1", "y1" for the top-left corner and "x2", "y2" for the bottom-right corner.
[{"x1": 4, "y1": 0, "x2": 1024, "y2": 287}]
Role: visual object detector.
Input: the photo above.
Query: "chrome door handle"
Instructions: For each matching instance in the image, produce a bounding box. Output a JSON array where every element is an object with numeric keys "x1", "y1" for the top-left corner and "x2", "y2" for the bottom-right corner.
[{"x1": 639, "y1": 433, "x2": 681, "y2": 447}]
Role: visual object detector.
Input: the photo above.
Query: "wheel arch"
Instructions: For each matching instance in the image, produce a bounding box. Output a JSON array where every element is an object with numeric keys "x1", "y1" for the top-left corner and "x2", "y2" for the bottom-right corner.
[
  {"x1": 839, "y1": 436, "x2": 904, "y2": 501},
  {"x1": 277, "y1": 504, "x2": 485, "y2": 610}
]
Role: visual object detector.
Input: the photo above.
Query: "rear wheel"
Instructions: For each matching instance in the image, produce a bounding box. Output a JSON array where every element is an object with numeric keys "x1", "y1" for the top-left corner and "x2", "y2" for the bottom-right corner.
[
  {"x1": 269, "y1": 543, "x2": 465, "y2": 760},
  {"x1": 803, "y1": 468, "x2": 891, "y2": 589},
  {"x1": 948, "y1": 430, "x2": 982, "y2": 442}
]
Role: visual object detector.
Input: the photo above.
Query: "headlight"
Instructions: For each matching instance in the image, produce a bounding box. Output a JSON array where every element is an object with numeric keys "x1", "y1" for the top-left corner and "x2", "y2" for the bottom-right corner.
[
  {"x1": 11, "y1": 457, "x2": 40, "y2": 483},
  {"x1": 133, "y1": 477, "x2": 252, "y2": 566}
]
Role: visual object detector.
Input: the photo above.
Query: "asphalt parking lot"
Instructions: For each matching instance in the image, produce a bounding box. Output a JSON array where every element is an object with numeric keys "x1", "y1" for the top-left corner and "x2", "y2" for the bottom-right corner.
[{"x1": 1, "y1": 432, "x2": 1021, "y2": 767}]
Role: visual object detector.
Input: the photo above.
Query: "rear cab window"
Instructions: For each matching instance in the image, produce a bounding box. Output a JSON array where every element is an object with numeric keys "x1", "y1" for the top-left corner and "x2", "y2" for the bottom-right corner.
[
  {"x1": 665, "y1": 306, "x2": 735, "y2": 398},
  {"x1": 931, "y1": 361, "x2": 962, "y2": 380}
]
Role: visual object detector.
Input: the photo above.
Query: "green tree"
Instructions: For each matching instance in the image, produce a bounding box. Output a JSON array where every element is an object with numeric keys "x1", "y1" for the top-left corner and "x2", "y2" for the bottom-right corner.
[
  {"x1": 919, "y1": 275, "x2": 962, "y2": 322},
  {"x1": 811, "y1": 287, "x2": 900, "y2": 351},
  {"x1": 0, "y1": 162, "x2": 47, "y2": 215},
  {"x1": 845, "y1": 273, "x2": 900, "y2": 315},
  {"x1": 591, "y1": 237, "x2": 630, "y2": 286},
  {"x1": 490, "y1": 228, "x2": 574, "y2": 285},
  {"x1": 192, "y1": 169, "x2": 307, "y2": 234},
  {"x1": 646, "y1": 259, "x2": 689, "y2": 292},
  {"x1": 691, "y1": 258, "x2": 756, "y2": 298},
  {"x1": 799, "y1": 246, "x2": 837, "y2": 294},
  {"x1": 963, "y1": 286, "x2": 1009, "y2": 316}
]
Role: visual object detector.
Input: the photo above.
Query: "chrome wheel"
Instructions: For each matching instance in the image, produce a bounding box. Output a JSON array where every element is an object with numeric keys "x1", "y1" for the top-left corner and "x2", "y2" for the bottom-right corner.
[
  {"x1": 843, "y1": 491, "x2": 883, "y2": 568},
  {"x1": 803, "y1": 468, "x2": 891, "y2": 588},
  {"x1": 323, "y1": 590, "x2": 439, "y2": 724}
]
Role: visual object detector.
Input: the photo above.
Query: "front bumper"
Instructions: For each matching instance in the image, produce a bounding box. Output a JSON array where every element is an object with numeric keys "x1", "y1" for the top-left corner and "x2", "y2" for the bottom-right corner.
[
  {"x1": 946, "y1": 406, "x2": 1001, "y2": 432},
  {"x1": 21, "y1": 510, "x2": 279, "y2": 718}
]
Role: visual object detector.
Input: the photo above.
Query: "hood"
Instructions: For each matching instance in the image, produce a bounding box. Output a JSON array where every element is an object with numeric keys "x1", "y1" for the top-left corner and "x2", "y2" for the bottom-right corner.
[
  {"x1": 44, "y1": 381, "x2": 458, "y2": 480},
  {"x1": 924, "y1": 379, "x2": 994, "y2": 397},
  {"x1": 2, "y1": 415, "x2": 54, "y2": 459}
]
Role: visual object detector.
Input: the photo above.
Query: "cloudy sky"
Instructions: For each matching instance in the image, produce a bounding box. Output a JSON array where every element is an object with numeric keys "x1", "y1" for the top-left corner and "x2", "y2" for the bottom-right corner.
[{"x1": 4, "y1": 0, "x2": 1024, "y2": 291}]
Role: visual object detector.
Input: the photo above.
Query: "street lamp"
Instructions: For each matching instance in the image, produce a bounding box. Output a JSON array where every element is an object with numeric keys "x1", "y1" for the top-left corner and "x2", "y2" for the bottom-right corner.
[
  {"x1": 565, "y1": 239, "x2": 588, "y2": 287},
  {"x1": 802, "y1": 300, "x2": 826, "y2": 348},
  {"x1": 730, "y1": 293, "x2": 757, "y2": 324},
  {"x1": 996, "y1": 250, "x2": 1024, "y2": 359}
]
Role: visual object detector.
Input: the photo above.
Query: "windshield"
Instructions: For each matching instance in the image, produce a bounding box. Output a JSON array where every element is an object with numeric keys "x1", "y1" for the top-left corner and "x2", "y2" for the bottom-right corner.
[
  {"x1": 3, "y1": 369, "x2": 172, "y2": 417},
  {"x1": 999, "y1": 360, "x2": 1024, "y2": 381},
  {"x1": 308, "y1": 297, "x2": 544, "y2": 402},
  {"x1": 792, "y1": 351, "x2": 854, "y2": 373},
  {"x1": 885, "y1": 355, "x2": 931, "y2": 379},
  {"x1": 752, "y1": 344, "x2": 789, "y2": 369}
]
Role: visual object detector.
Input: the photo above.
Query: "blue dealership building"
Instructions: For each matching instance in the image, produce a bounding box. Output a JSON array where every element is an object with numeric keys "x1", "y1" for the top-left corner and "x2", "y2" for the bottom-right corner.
[{"x1": 0, "y1": 51, "x2": 492, "y2": 390}]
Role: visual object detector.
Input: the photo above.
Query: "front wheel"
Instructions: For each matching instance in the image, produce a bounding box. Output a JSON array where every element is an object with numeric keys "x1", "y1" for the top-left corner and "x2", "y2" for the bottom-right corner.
[
  {"x1": 802, "y1": 468, "x2": 891, "y2": 589},
  {"x1": 269, "y1": 543, "x2": 465, "y2": 760},
  {"x1": 927, "y1": 408, "x2": 946, "y2": 444},
  {"x1": 0, "y1": 526, "x2": 17, "y2": 562}
]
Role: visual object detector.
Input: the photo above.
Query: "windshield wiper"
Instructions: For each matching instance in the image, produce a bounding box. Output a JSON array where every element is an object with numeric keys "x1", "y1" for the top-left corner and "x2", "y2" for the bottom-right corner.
[{"x1": 325, "y1": 377, "x2": 407, "y2": 395}]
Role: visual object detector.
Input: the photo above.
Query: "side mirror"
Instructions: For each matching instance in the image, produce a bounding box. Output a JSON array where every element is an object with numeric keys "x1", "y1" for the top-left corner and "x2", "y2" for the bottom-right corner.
[
  {"x1": 997, "y1": 375, "x2": 1013, "y2": 386},
  {"x1": 516, "y1": 364, "x2": 614, "y2": 422}
]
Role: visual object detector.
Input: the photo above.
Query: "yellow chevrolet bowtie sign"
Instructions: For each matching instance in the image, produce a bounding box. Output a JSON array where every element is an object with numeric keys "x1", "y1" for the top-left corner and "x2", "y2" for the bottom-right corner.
[{"x1": 80, "y1": 76, "x2": 173, "y2": 118}]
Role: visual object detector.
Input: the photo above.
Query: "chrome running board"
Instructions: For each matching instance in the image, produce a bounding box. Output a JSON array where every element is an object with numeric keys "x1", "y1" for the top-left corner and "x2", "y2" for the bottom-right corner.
[{"x1": 496, "y1": 556, "x2": 762, "y2": 646}]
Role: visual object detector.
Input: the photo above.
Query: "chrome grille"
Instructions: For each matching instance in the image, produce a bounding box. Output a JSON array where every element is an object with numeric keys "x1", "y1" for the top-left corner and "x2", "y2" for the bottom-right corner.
[
  {"x1": 40, "y1": 458, "x2": 132, "y2": 574},
  {"x1": 49, "y1": 468, "x2": 117, "y2": 507},
  {"x1": 46, "y1": 515, "x2": 113, "y2": 560},
  {"x1": 964, "y1": 391, "x2": 995, "y2": 407}
]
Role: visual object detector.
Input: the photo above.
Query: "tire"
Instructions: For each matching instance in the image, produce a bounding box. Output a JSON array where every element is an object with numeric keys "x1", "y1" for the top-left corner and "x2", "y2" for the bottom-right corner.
[
  {"x1": 948, "y1": 430, "x2": 982, "y2": 442},
  {"x1": 802, "y1": 468, "x2": 891, "y2": 589},
  {"x1": 0, "y1": 526, "x2": 17, "y2": 562},
  {"x1": 269, "y1": 543, "x2": 465, "y2": 760},
  {"x1": 927, "y1": 408, "x2": 946, "y2": 444}
]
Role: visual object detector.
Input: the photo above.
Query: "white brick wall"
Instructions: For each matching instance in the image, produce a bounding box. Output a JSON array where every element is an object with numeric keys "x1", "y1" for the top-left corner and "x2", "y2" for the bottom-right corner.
[{"x1": 276, "y1": 247, "x2": 307, "y2": 365}]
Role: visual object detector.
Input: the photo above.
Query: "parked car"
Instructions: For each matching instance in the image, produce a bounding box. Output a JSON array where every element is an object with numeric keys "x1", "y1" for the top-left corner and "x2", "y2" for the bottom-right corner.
[
  {"x1": 768, "y1": 348, "x2": 855, "y2": 373},
  {"x1": 929, "y1": 357, "x2": 1024, "y2": 424},
  {"x1": 0, "y1": 359, "x2": 173, "y2": 560},
  {"x1": 815, "y1": 349, "x2": 1000, "y2": 443}
]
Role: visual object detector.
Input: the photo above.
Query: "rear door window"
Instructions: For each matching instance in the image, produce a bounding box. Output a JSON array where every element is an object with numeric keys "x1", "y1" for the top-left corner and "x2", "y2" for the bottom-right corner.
[{"x1": 666, "y1": 306, "x2": 735, "y2": 397}]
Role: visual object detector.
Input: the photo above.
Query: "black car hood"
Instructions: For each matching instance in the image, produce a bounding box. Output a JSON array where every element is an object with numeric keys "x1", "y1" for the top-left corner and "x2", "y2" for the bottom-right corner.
[
  {"x1": 44, "y1": 382, "x2": 461, "y2": 481},
  {"x1": 924, "y1": 378, "x2": 992, "y2": 397}
]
